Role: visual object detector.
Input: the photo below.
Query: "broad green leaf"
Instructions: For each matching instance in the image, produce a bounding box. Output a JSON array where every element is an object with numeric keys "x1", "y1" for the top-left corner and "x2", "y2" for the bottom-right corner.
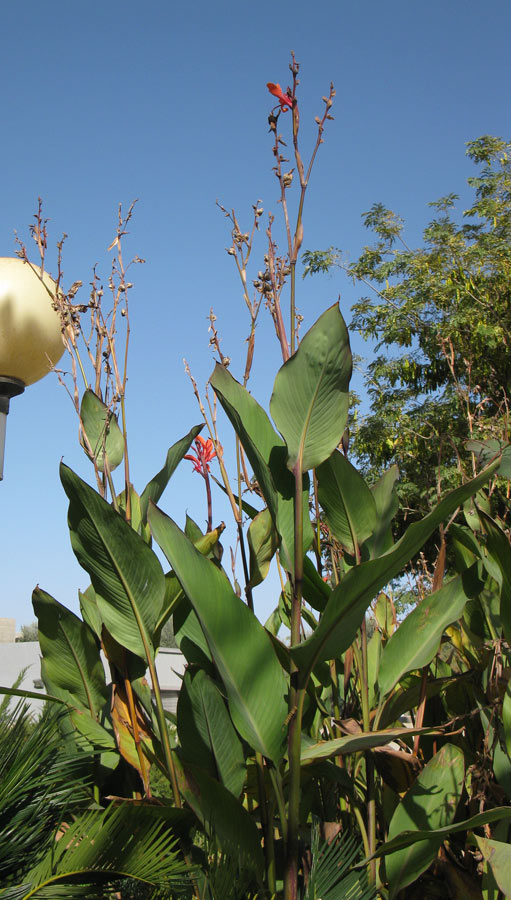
[
  {"x1": 479, "y1": 511, "x2": 511, "y2": 644},
  {"x1": 493, "y1": 742, "x2": 511, "y2": 800},
  {"x1": 33, "y1": 587, "x2": 107, "y2": 716},
  {"x1": 210, "y1": 363, "x2": 312, "y2": 571},
  {"x1": 385, "y1": 744, "x2": 465, "y2": 898},
  {"x1": 247, "y1": 507, "x2": 279, "y2": 587},
  {"x1": 139, "y1": 424, "x2": 203, "y2": 522},
  {"x1": 270, "y1": 304, "x2": 352, "y2": 473},
  {"x1": 503, "y1": 679, "x2": 511, "y2": 757},
  {"x1": 174, "y1": 600, "x2": 214, "y2": 673},
  {"x1": 368, "y1": 806, "x2": 511, "y2": 859},
  {"x1": 303, "y1": 555, "x2": 331, "y2": 612},
  {"x1": 467, "y1": 438, "x2": 511, "y2": 477},
  {"x1": 476, "y1": 837, "x2": 511, "y2": 896},
  {"x1": 301, "y1": 727, "x2": 430, "y2": 765},
  {"x1": 367, "y1": 628, "x2": 381, "y2": 708},
  {"x1": 80, "y1": 389, "x2": 124, "y2": 472},
  {"x1": 78, "y1": 585, "x2": 103, "y2": 639},
  {"x1": 290, "y1": 457, "x2": 501, "y2": 677},
  {"x1": 367, "y1": 465, "x2": 399, "y2": 557},
  {"x1": 155, "y1": 523, "x2": 226, "y2": 650},
  {"x1": 116, "y1": 484, "x2": 151, "y2": 542},
  {"x1": 61, "y1": 463, "x2": 165, "y2": 662},
  {"x1": 377, "y1": 573, "x2": 470, "y2": 699},
  {"x1": 178, "y1": 668, "x2": 246, "y2": 796},
  {"x1": 317, "y1": 451, "x2": 377, "y2": 554},
  {"x1": 210, "y1": 364, "x2": 281, "y2": 520},
  {"x1": 179, "y1": 764, "x2": 263, "y2": 878},
  {"x1": 378, "y1": 674, "x2": 460, "y2": 729},
  {"x1": 148, "y1": 503, "x2": 288, "y2": 764},
  {"x1": 69, "y1": 708, "x2": 116, "y2": 750}
]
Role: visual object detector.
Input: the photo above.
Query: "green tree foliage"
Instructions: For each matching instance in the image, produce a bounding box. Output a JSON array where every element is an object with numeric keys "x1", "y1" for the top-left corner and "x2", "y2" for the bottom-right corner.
[{"x1": 303, "y1": 135, "x2": 511, "y2": 537}]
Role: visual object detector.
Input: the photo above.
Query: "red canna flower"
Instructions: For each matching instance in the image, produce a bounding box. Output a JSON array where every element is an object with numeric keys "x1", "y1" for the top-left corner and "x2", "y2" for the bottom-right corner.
[
  {"x1": 185, "y1": 434, "x2": 216, "y2": 476},
  {"x1": 267, "y1": 82, "x2": 294, "y2": 111}
]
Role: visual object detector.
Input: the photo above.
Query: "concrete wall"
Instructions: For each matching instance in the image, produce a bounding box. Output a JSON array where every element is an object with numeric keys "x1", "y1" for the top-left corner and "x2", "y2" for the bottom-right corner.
[{"x1": 0, "y1": 641, "x2": 186, "y2": 718}]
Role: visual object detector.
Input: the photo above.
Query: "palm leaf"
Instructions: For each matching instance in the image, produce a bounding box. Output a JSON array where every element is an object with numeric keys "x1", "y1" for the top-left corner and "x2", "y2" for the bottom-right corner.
[
  {"x1": 303, "y1": 821, "x2": 377, "y2": 900},
  {"x1": 2, "y1": 805, "x2": 193, "y2": 899}
]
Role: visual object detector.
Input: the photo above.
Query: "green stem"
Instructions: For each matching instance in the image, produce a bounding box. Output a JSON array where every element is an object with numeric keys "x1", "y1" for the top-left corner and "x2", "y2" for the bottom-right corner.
[
  {"x1": 145, "y1": 653, "x2": 181, "y2": 808},
  {"x1": 255, "y1": 752, "x2": 276, "y2": 895},
  {"x1": 284, "y1": 464, "x2": 306, "y2": 900},
  {"x1": 120, "y1": 394, "x2": 131, "y2": 524},
  {"x1": 359, "y1": 617, "x2": 376, "y2": 882},
  {"x1": 269, "y1": 766, "x2": 288, "y2": 844}
]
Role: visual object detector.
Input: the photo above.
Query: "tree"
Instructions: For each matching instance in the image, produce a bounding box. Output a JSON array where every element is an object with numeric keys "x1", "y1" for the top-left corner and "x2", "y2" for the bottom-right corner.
[
  {"x1": 16, "y1": 622, "x2": 39, "y2": 642},
  {"x1": 303, "y1": 135, "x2": 511, "y2": 543}
]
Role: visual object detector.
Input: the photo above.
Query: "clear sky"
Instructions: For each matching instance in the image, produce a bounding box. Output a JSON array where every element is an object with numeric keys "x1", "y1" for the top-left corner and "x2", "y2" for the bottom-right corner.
[{"x1": 1, "y1": 0, "x2": 510, "y2": 628}]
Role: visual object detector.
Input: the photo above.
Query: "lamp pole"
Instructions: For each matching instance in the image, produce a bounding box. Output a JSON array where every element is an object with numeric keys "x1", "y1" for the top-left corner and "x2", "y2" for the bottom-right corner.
[{"x1": 0, "y1": 257, "x2": 65, "y2": 480}]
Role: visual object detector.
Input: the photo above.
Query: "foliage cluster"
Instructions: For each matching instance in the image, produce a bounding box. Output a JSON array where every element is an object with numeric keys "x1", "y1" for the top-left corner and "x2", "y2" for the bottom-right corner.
[
  {"x1": 1, "y1": 61, "x2": 511, "y2": 900},
  {"x1": 303, "y1": 136, "x2": 511, "y2": 542}
]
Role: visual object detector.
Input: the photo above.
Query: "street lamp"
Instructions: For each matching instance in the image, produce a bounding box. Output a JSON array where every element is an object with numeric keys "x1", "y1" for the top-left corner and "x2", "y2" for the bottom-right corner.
[{"x1": 0, "y1": 257, "x2": 64, "y2": 479}]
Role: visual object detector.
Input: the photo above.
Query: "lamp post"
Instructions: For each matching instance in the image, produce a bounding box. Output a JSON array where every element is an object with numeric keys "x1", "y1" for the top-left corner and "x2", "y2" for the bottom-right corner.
[{"x1": 0, "y1": 257, "x2": 65, "y2": 479}]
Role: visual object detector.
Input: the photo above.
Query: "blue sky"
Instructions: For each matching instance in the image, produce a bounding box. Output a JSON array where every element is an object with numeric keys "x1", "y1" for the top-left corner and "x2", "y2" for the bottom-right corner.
[{"x1": 1, "y1": 0, "x2": 510, "y2": 628}]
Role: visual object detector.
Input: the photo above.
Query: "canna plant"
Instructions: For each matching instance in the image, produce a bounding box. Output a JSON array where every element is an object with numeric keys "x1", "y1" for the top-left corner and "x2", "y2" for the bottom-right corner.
[{"x1": 7, "y1": 56, "x2": 510, "y2": 900}]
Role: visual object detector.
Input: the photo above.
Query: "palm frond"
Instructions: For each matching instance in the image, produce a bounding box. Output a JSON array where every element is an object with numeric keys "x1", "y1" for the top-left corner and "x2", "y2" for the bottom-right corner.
[
  {"x1": 0, "y1": 704, "x2": 92, "y2": 881},
  {"x1": 303, "y1": 821, "x2": 378, "y2": 900},
  {"x1": 2, "y1": 804, "x2": 193, "y2": 899}
]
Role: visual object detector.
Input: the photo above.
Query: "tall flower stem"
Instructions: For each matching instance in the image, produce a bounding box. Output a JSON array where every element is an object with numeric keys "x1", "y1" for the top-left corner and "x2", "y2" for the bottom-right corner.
[{"x1": 284, "y1": 463, "x2": 306, "y2": 900}]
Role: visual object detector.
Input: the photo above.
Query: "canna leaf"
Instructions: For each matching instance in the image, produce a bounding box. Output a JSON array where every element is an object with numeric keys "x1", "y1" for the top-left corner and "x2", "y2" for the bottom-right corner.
[
  {"x1": 178, "y1": 668, "x2": 246, "y2": 797},
  {"x1": 80, "y1": 389, "x2": 124, "y2": 473},
  {"x1": 475, "y1": 836, "x2": 511, "y2": 896},
  {"x1": 317, "y1": 450, "x2": 377, "y2": 554},
  {"x1": 33, "y1": 587, "x2": 107, "y2": 716},
  {"x1": 139, "y1": 424, "x2": 203, "y2": 522},
  {"x1": 385, "y1": 744, "x2": 465, "y2": 898},
  {"x1": 148, "y1": 503, "x2": 288, "y2": 764},
  {"x1": 270, "y1": 304, "x2": 352, "y2": 473},
  {"x1": 377, "y1": 572, "x2": 471, "y2": 699},
  {"x1": 290, "y1": 457, "x2": 502, "y2": 678},
  {"x1": 210, "y1": 363, "x2": 312, "y2": 571},
  {"x1": 60, "y1": 463, "x2": 165, "y2": 662},
  {"x1": 247, "y1": 507, "x2": 279, "y2": 587}
]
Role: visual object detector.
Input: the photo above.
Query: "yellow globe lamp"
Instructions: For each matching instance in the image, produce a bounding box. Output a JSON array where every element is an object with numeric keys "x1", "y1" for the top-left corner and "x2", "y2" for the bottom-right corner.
[{"x1": 0, "y1": 257, "x2": 65, "y2": 479}]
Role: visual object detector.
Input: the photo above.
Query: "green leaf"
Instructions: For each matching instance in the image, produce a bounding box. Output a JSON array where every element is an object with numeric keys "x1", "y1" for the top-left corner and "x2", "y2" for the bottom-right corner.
[
  {"x1": 367, "y1": 464, "x2": 399, "y2": 557},
  {"x1": 80, "y1": 389, "x2": 124, "y2": 473},
  {"x1": 9, "y1": 803, "x2": 192, "y2": 898},
  {"x1": 479, "y1": 511, "x2": 511, "y2": 645},
  {"x1": 270, "y1": 304, "x2": 352, "y2": 473},
  {"x1": 210, "y1": 364, "x2": 281, "y2": 521},
  {"x1": 69, "y1": 708, "x2": 116, "y2": 750},
  {"x1": 178, "y1": 668, "x2": 246, "y2": 796},
  {"x1": 385, "y1": 744, "x2": 465, "y2": 898},
  {"x1": 147, "y1": 503, "x2": 288, "y2": 763},
  {"x1": 317, "y1": 451, "x2": 377, "y2": 554},
  {"x1": 60, "y1": 463, "x2": 165, "y2": 662},
  {"x1": 139, "y1": 425, "x2": 203, "y2": 522},
  {"x1": 377, "y1": 573, "x2": 470, "y2": 699},
  {"x1": 493, "y1": 742, "x2": 511, "y2": 800},
  {"x1": 369, "y1": 806, "x2": 511, "y2": 860},
  {"x1": 475, "y1": 836, "x2": 511, "y2": 896},
  {"x1": 290, "y1": 457, "x2": 501, "y2": 677},
  {"x1": 301, "y1": 727, "x2": 431, "y2": 765},
  {"x1": 247, "y1": 507, "x2": 279, "y2": 587},
  {"x1": 210, "y1": 363, "x2": 312, "y2": 572},
  {"x1": 467, "y1": 438, "x2": 511, "y2": 477},
  {"x1": 179, "y1": 765, "x2": 264, "y2": 878},
  {"x1": 503, "y1": 679, "x2": 511, "y2": 758},
  {"x1": 33, "y1": 587, "x2": 107, "y2": 716},
  {"x1": 78, "y1": 585, "x2": 104, "y2": 640}
]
